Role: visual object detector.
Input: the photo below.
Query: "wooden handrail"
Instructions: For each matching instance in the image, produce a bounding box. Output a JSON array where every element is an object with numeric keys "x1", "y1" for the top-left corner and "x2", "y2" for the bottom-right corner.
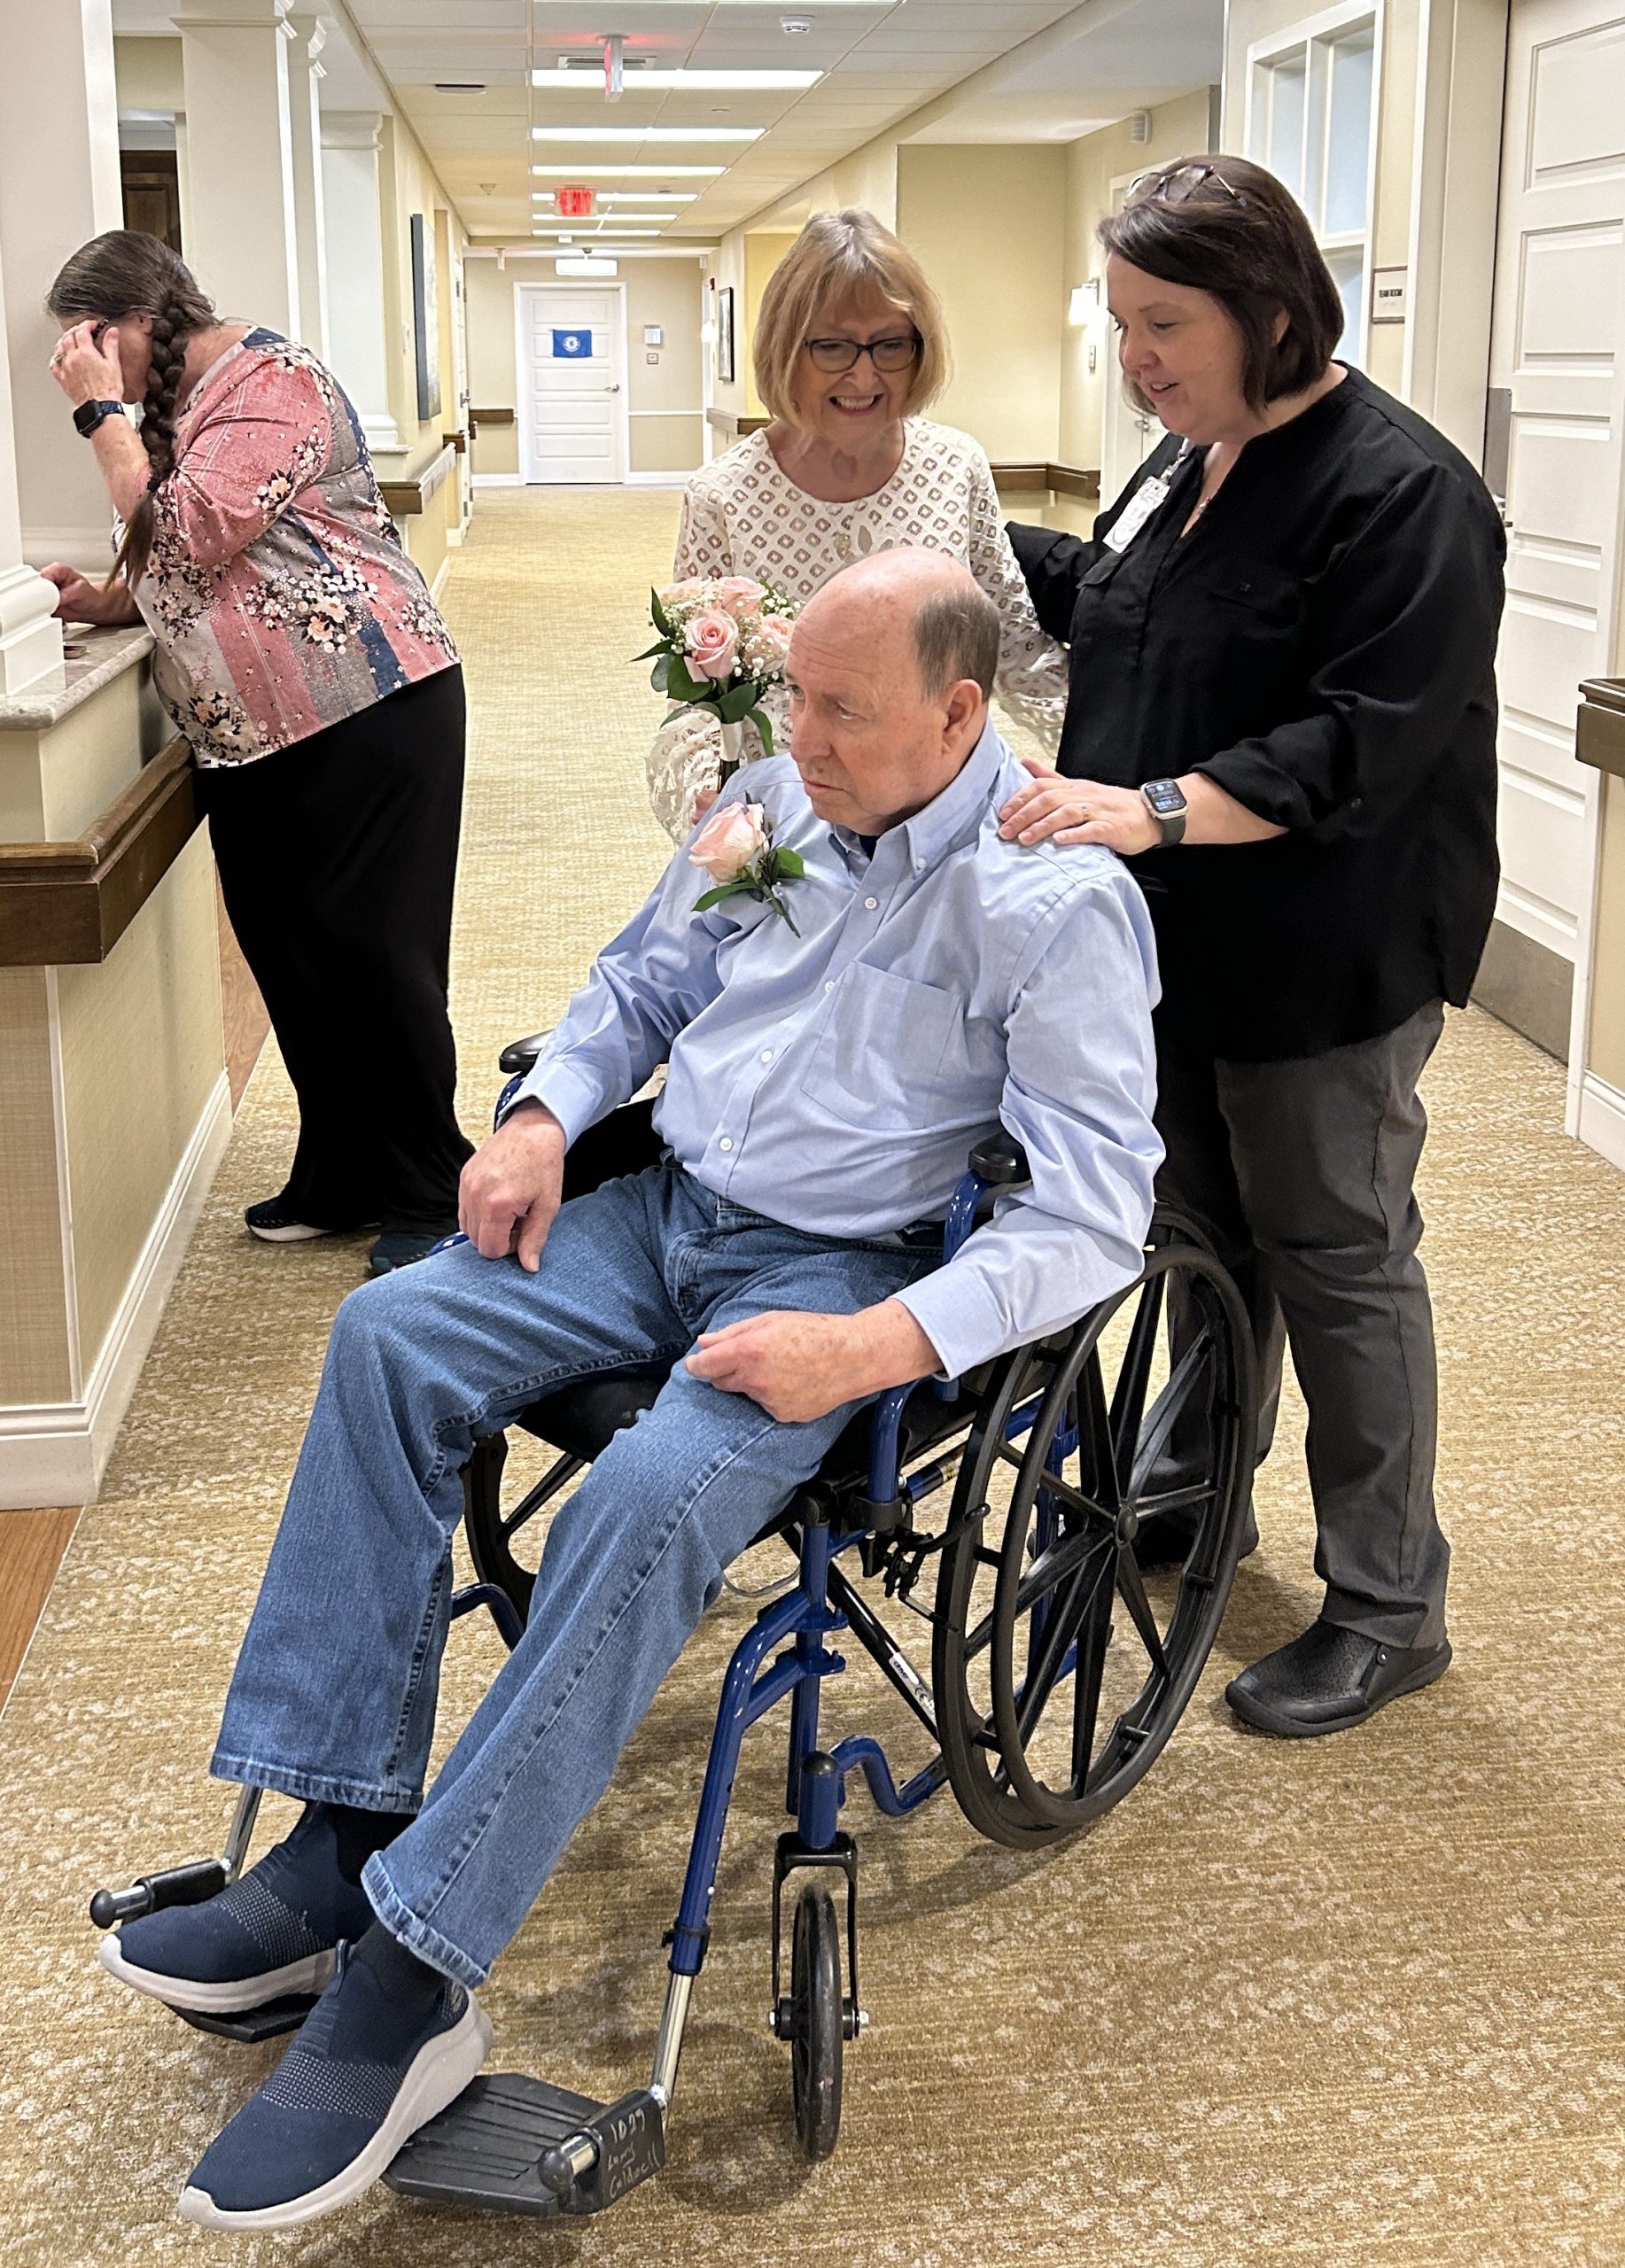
[
  {"x1": 0, "y1": 736, "x2": 200, "y2": 967},
  {"x1": 1577, "y1": 677, "x2": 1625, "y2": 782},
  {"x1": 470, "y1": 405, "x2": 516, "y2": 426},
  {"x1": 379, "y1": 442, "x2": 458, "y2": 517}
]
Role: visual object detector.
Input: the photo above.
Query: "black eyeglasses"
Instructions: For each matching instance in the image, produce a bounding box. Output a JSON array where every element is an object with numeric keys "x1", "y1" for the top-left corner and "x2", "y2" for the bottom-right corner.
[
  {"x1": 803, "y1": 332, "x2": 921, "y2": 374},
  {"x1": 1129, "y1": 161, "x2": 1248, "y2": 208}
]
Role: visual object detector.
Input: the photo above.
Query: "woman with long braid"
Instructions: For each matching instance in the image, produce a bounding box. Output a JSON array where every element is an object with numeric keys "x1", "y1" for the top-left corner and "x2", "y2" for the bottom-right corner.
[{"x1": 43, "y1": 230, "x2": 472, "y2": 1275}]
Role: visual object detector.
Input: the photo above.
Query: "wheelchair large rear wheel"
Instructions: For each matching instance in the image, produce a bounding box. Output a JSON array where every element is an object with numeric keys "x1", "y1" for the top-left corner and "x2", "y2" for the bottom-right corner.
[{"x1": 932, "y1": 1237, "x2": 1256, "y2": 1847}]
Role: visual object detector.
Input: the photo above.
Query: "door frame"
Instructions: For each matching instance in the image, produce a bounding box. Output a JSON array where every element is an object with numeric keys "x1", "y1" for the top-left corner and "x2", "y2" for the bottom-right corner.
[
  {"x1": 1099, "y1": 168, "x2": 1161, "y2": 508},
  {"x1": 513, "y1": 280, "x2": 630, "y2": 485}
]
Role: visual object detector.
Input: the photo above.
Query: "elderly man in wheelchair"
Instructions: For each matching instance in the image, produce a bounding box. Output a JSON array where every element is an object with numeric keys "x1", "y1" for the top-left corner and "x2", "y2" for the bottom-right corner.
[{"x1": 90, "y1": 548, "x2": 1256, "y2": 2233}]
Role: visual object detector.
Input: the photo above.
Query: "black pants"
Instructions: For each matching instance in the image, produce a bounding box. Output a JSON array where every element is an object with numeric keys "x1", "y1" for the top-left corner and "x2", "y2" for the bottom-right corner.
[
  {"x1": 1155, "y1": 1001, "x2": 1450, "y2": 1649},
  {"x1": 198, "y1": 666, "x2": 474, "y2": 1233}
]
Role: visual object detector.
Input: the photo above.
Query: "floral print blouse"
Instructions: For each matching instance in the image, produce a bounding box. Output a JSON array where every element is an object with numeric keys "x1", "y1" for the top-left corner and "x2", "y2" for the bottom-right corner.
[{"x1": 134, "y1": 329, "x2": 457, "y2": 766}]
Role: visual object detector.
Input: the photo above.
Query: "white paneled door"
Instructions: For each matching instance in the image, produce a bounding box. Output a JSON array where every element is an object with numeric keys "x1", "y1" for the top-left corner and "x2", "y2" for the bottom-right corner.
[
  {"x1": 1488, "y1": 0, "x2": 1625, "y2": 1075},
  {"x1": 517, "y1": 284, "x2": 626, "y2": 484}
]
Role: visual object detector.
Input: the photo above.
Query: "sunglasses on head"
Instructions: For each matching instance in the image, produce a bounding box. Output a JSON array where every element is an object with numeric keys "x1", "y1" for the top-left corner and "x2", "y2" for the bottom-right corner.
[{"x1": 1129, "y1": 161, "x2": 1249, "y2": 208}]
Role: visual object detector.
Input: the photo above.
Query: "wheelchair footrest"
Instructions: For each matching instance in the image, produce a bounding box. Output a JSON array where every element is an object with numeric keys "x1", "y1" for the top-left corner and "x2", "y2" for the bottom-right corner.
[
  {"x1": 384, "y1": 2075, "x2": 665, "y2": 2218},
  {"x1": 175, "y1": 1992, "x2": 321, "y2": 2043}
]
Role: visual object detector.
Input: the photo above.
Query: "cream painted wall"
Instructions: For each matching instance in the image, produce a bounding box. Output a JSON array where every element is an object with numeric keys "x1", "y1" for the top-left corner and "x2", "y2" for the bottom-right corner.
[
  {"x1": 1590, "y1": 774, "x2": 1625, "y2": 1093},
  {"x1": 895, "y1": 144, "x2": 1067, "y2": 463},
  {"x1": 1058, "y1": 88, "x2": 1215, "y2": 475},
  {"x1": 742, "y1": 230, "x2": 798, "y2": 416},
  {"x1": 464, "y1": 256, "x2": 706, "y2": 480},
  {"x1": 377, "y1": 115, "x2": 468, "y2": 481},
  {"x1": 113, "y1": 33, "x2": 182, "y2": 109}
]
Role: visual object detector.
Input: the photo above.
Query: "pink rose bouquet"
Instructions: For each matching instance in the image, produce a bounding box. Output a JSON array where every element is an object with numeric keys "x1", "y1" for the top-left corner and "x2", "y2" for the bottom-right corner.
[
  {"x1": 637, "y1": 574, "x2": 800, "y2": 785},
  {"x1": 688, "y1": 797, "x2": 805, "y2": 931}
]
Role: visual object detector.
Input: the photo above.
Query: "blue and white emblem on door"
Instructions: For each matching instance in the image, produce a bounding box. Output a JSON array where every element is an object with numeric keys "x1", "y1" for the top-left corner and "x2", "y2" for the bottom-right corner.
[{"x1": 552, "y1": 329, "x2": 592, "y2": 358}]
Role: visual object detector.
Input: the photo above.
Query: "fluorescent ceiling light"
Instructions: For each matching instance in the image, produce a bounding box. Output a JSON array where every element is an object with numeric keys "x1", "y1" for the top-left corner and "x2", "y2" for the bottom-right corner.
[
  {"x1": 533, "y1": 67, "x2": 819, "y2": 89},
  {"x1": 533, "y1": 164, "x2": 724, "y2": 177},
  {"x1": 599, "y1": 190, "x2": 697, "y2": 203},
  {"x1": 531, "y1": 226, "x2": 661, "y2": 237},
  {"x1": 531, "y1": 126, "x2": 763, "y2": 144}
]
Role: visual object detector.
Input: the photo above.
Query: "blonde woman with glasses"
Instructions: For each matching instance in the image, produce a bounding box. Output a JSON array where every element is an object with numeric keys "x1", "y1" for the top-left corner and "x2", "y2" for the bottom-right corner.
[{"x1": 647, "y1": 207, "x2": 1068, "y2": 837}]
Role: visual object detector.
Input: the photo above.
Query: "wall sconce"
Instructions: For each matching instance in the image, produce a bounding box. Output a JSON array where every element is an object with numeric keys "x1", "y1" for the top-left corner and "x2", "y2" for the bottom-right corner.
[{"x1": 1067, "y1": 278, "x2": 1100, "y2": 326}]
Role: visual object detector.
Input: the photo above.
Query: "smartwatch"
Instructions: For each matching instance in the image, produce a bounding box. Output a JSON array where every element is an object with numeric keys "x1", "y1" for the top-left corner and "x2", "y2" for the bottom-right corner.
[
  {"x1": 1140, "y1": 777, "x2": 1188, "y2": 847},
  {"x1": 73, "y1": 399, "x2": 124, "y2": 439}
]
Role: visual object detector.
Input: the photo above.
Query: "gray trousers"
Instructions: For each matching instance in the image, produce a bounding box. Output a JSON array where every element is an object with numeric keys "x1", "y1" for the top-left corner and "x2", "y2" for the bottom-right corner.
[{"x1": 1155, "y1": 999, "x2": 1450, "y2": 1649}]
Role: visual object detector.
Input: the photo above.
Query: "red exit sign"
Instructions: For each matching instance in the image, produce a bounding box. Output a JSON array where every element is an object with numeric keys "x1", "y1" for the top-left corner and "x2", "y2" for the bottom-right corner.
[{"x1": 556, "y1": 185, "x2": 595, "y2": 217}]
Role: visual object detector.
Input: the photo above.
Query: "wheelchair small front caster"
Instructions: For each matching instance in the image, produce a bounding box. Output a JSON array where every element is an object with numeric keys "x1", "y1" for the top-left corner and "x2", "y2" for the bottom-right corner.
[{"x1": 786, "y1": 1882, "x2": 843, "y2": 2159}]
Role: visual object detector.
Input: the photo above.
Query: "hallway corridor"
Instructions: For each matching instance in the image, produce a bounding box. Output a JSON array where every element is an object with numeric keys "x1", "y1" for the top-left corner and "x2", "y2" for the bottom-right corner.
[{"x1": 0, "y1": 492, "x2": 1621, "y2": 2267}]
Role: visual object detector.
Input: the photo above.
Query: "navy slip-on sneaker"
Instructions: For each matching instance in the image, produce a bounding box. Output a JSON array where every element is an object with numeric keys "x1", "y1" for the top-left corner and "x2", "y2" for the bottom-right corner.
[
  {"x1": 98, "y1": 1806, "x2": 378, "y2": 2015},
  {"x1": 177, "y1": 1943, "x2": 492, "y2": 2231}
]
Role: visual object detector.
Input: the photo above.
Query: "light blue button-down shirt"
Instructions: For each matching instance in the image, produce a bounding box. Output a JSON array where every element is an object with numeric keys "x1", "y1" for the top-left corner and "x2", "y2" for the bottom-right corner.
[{"x1": 519, "y1": 721, "x2": 1162, "y2": 1379}]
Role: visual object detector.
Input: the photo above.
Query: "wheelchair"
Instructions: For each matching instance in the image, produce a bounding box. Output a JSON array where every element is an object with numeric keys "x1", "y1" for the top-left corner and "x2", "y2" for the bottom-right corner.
[{"x1": 90, "y1": 1033, "x2": 1257, "y2": 2220}]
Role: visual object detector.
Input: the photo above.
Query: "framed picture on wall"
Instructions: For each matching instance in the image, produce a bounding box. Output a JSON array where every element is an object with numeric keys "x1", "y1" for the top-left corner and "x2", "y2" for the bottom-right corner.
[
  {"x1": 410, "y1": 212, "x2": 441, "y2": 422},
  {"x1": 717, "y1": 285, "x2": 735, "y2": 384}
]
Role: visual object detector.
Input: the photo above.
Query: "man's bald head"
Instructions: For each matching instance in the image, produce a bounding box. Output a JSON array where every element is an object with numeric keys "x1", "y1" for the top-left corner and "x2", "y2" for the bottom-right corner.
[
  {"x1": 784, "y1": 548, "x2": 1001, "y2": 836},
  {"x1": 800, "y1": 548, "x2": 1001, "y2": 703}
]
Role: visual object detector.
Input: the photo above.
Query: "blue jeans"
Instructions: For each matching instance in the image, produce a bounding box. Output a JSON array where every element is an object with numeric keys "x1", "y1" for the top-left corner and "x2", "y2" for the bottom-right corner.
[{"x1": 213, "y1": 1161, "x2": 934, "y2": 1987}]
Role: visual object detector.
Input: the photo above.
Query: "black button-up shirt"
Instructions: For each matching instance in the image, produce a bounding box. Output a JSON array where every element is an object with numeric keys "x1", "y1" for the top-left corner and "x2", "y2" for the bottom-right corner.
[{"x1": 1009, "y1": 367, "x2": 1506, "y2": 1060}]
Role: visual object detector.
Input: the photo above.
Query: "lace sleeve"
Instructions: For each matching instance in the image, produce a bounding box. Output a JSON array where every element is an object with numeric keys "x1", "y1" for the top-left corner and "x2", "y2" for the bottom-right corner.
[
  {"x1": 672, "y1": 481, "x2": 733, "y2": 579},
  {"x1": 645, "y1": 685, "x2": 789, "y2": 844},
  {"x1": 964, "y1": 447, "x2": 1070, "y2": 757}
]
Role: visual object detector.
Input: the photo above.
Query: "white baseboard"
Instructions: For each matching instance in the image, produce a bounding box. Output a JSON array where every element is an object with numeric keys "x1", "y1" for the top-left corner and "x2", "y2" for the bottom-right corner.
[
  {"x1": 0, "y1": 1072, "x2": 233, "y2": 1510},
  {"x1": 430, "y1": 554, "x2": 451, "y2": 603},
  {"x1": 1577, "y1": 1071, "x2": 1625, "y2": 1173},
  {"x1": 472, "y1": 473, "x2": 523, "y2": 488},
  {"x1": 624, "y1": 471, "x2": 699, "y2": 487}
]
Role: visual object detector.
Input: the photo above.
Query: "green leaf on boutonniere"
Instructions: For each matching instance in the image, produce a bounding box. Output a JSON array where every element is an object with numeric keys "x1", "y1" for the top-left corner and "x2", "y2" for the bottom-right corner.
[
  {"x1": 692, "y1": 879, "x2": 759, "y2": 912},
  {"x1": 747, "y1": 705, "x2": 774, "y2": 758},
  {"x1": 772, "y1": 847, "x2": 805, "y2": 879},
  {"x1": 650, "y1": 586, "x2": 673, "y2": 638}
]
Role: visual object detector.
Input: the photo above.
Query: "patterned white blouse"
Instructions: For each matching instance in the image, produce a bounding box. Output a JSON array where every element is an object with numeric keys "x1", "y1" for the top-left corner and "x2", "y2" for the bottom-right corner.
[{"x1": 646, "y1": 417, "x2": 1069, "y2": 839}]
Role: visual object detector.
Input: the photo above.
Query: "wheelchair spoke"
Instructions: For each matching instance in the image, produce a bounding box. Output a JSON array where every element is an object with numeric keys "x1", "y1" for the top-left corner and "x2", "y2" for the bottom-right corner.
[
  {"x1": 1077, "y1": 1356, "x2": 1121, "y2": 1513},
  {"x1": 1015, "y1": 1540, "x2": 1115, "y2": 1746},
  {"x1": 1108, "y1": 1272, "x2": 1166, "y2": 1494},
  {"x1": 1114, "y1": 1547, "x2": 1170, "y2": 1679},
  {"x1": 1070, "y1": 1561, "x2": 1116, "y2": 1787},
  {"x1": 1124, "y1": 1325, "x2": 1213, "y2": 1501}
]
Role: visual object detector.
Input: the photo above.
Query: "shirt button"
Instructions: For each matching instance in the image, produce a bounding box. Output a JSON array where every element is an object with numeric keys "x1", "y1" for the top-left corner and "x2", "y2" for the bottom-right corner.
[
  {"x1": 759, "y1": 1049, "x2": 773, "y2": 1063},
  {"x1": 914, "y1": 858, "x2": 925, "y2": 873},
  {"x1": 719, "y1": 1137, "x2": 734, "y2": 1153},
  {"x1": 825, "y1": 979, "x2": 836, "y2": 992},
  {"x1": 864, "y1": 895, "x2": 878, "y2": 910}
]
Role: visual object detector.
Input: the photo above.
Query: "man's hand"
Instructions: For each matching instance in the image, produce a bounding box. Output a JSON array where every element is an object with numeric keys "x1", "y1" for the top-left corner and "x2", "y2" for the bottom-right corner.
[
  {"x1": 40, "y1": 562, "x2": 139, "y2": 626},
  {"x1": 48, "y1": 321, "x2": 126, "y2": 408},
  {"x1": 457, "y1": 1099, "x2": 567, "y2": 1270},
  {"x1": 686, "y1": 1299, "x2": 941, "y2": 1424}
]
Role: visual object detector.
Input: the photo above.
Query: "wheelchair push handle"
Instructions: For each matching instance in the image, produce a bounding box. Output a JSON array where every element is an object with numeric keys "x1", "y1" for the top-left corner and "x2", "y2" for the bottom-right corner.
[{"x1": 89, "y1": 1857, "x2": 227, "y2": 1930}]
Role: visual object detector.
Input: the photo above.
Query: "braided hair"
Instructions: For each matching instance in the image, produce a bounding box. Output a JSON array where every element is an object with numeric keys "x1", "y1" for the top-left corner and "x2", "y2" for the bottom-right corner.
[{"x1": 46, "y1": 231, "x2": 217, "y2": 587}]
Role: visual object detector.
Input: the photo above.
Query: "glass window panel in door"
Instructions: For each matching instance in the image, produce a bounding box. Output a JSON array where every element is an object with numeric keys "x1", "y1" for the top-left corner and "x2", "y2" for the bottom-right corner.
[
  {"x1": 1326, "y1": 247, "x2": 1366, "y2": 368},
  {"x1": 1264, "y1": 51, "x2": 1308, "y2": 200},
  {"x1": 1323, "y1": 26, "x2": 1375, "y2": 236}
]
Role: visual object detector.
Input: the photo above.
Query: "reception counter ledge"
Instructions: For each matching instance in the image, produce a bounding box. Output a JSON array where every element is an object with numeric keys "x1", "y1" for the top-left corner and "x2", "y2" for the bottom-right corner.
[{"x1": 0, "y1": 626, "x2": 229, "y2": 1509}]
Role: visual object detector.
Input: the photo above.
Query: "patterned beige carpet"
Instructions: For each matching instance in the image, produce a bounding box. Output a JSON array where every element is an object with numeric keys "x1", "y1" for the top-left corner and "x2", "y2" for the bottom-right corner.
[{"x1": 2, "y1": 489, "x2": 1623, "y2": 2266}]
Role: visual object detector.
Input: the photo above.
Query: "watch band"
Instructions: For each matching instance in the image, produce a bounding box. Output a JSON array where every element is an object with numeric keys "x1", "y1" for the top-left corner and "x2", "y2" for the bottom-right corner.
[{"x1": 73, "y1": 399, "x2": 124, "y2": 439}]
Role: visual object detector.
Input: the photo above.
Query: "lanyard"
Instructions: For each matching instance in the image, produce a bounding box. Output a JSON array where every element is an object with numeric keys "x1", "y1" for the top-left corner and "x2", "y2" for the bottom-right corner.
[{"x1": 1101, "y1": 440, "x2": 1197, "y2": 555}]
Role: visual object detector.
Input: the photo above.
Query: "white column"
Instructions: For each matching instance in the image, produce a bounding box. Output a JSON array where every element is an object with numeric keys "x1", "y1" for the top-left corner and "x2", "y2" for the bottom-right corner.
[
  {"x1": 287, "y1": 13, "x2": 330, "y2": 358},
  {"x1": 0, "y1": 0, "x2": 125, "y2": 575},
  {"x1": 321, "y1": 112, "x2": 402, "y2": 454},
  {"x1": 0, "y1": 234, "x2": 65, "y2": 695},
  {"x1": 173, "y1": 0, "x2": 300, "y2": 334}
]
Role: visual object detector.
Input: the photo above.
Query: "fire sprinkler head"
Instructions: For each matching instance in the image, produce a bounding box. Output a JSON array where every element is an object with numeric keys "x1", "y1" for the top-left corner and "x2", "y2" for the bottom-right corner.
[{"x1": 781, "y1": 13, "x2": 813, "y2": 29}]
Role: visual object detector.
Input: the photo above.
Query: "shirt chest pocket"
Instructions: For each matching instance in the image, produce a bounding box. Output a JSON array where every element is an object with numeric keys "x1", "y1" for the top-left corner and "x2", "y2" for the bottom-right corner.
[{"x1": 802, "y1": 961, "x2": 972, "y2": 1131}]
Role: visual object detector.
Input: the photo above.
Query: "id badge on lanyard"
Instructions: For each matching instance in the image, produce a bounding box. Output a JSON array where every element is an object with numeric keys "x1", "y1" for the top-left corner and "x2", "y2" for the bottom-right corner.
[{"x1": 1101, "y1": 444, "x2": 1193, "y2": 555}]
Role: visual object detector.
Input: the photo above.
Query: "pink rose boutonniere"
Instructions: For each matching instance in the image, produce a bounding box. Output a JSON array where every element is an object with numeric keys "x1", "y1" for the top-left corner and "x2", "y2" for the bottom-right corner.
[
  {"x1": 637, "y1": 575, "x2": 800, "y2": 787},
  {"x1": 689, "y1": 799, "x2": 805, "y2": 933}
]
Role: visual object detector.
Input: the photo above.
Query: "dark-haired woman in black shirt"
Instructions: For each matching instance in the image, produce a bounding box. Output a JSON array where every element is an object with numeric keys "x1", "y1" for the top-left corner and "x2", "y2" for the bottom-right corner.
[{"x1": 1004, "y1": 155, "x2": 1504, "y2": 1741}]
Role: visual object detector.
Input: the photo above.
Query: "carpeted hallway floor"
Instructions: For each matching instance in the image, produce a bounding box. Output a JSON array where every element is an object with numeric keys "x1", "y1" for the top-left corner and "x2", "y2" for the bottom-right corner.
[{"x1": 2, "y1": 488, "x2": 1623, "y2": 2268}]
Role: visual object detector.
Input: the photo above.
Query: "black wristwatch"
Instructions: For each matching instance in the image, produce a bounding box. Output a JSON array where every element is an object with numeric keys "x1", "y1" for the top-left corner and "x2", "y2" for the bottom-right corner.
[
  {"x1": 73, "y1": 399, "x2": 124, "y2": 438},
  {"x1": 1140, "y1": 777, "x2": 1188, "y2": 847}
]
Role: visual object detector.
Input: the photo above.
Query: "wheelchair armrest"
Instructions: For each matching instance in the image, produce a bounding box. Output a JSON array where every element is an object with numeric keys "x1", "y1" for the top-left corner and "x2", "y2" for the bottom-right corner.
[
  {"x1": 499, "y1": 1029, "x2": 551, "y2": 1076},
  {"x1": 968, "y1": 1130, "x2": 1030, "y2": 1186}
]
